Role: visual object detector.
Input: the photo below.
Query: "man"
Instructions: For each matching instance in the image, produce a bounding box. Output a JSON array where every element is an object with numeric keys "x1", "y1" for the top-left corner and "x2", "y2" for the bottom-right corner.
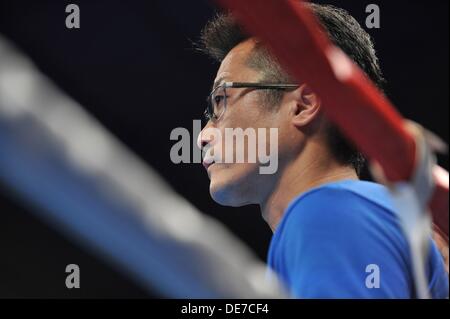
[{"x1": 197, "y1": 3, "x2": 448, "y2": 298}]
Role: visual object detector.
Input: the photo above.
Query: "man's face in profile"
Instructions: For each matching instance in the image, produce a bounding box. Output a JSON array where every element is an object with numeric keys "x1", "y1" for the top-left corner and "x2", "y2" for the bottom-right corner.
[{"x1": 198, "y1": 39, "x2": 289, "y2": 207}]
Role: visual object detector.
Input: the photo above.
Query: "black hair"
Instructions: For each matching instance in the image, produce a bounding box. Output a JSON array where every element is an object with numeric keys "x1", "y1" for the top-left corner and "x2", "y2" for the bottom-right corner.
[{"x1": 199, "y1": 3, "x2": 386, "y2": 176}]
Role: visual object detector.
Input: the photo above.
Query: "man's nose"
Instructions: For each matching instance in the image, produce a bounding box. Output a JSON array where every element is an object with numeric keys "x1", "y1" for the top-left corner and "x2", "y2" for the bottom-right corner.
[{"x1": 197, "y1": 123, "x2": 214, "y2": 151}]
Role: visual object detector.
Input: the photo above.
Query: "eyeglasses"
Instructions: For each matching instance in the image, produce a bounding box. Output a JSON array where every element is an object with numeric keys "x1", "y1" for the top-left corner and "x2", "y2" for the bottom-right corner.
[{"x1": 204, "y1": 82, "x2": 299, "y2": 123}]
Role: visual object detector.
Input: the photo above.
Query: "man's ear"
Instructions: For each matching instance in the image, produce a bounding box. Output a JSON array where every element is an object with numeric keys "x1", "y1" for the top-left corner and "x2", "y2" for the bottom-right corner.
[{"x1": 290, "y1": 84, "x2": 321, "y2": 127}]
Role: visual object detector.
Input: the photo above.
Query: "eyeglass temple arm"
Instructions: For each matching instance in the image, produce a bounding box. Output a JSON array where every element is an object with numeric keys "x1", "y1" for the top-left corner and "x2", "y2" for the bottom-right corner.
[{"x1": 225, "y1": 82, "x2": 299, "y2": 89}]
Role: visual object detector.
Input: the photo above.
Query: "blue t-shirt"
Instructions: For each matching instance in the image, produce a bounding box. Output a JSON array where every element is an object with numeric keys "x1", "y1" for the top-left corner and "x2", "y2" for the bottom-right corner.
[{"x1": 267, "y1": 180, "x2": 449, "y2": 298}]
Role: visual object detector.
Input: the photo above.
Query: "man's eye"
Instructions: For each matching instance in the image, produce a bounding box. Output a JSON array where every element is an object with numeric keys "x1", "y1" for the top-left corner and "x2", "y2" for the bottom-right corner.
[{"x1": 213, "y1": 95, "x2": 225, "y2": 105}]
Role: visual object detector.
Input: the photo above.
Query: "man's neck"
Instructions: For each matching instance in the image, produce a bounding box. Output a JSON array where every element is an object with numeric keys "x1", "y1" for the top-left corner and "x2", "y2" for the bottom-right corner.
[{"x1": 260, "y1": 145, "x2": 359, "y2": 232}]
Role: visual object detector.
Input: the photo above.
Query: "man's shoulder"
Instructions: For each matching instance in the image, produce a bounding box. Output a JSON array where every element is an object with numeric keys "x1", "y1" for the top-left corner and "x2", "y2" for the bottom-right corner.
[
  {"x1": 272, "y1": 179, "x2": 408, "y2": 255},
  {"x1": 283, "y1": 179, "x2": 396, "y2": 228}
]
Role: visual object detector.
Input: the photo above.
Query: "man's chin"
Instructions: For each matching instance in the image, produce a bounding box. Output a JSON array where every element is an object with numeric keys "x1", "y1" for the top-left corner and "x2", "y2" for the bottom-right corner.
[
  {"x1": 209, "y1": 182, "x2": 247, "y2": 207},
  {"x1": 208, "y1": 163, "x2": 259, "y2": 207}
]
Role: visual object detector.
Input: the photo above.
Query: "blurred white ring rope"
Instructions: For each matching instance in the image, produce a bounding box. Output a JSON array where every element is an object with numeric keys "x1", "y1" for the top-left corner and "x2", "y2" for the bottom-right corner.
[{"x1": 0, "y1": 35, "x2": 287, "y2": 298}]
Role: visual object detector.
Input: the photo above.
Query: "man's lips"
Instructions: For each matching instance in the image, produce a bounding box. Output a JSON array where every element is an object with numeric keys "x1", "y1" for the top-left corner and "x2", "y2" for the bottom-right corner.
[{"x1": 202, "y1": 160, "x2": 215, "y2": 170}]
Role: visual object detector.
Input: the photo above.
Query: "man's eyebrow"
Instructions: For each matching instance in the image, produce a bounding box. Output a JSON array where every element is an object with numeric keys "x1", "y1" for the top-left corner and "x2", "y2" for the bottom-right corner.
[{"x1": 212, "y1": 77, "x2": 227, "y2": 90}]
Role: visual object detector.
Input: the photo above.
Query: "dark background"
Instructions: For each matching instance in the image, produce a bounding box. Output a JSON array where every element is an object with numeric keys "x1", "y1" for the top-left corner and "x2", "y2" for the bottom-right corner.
[{"x1": 0, "y1": 0, "x2": 448, "y2": 298}]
